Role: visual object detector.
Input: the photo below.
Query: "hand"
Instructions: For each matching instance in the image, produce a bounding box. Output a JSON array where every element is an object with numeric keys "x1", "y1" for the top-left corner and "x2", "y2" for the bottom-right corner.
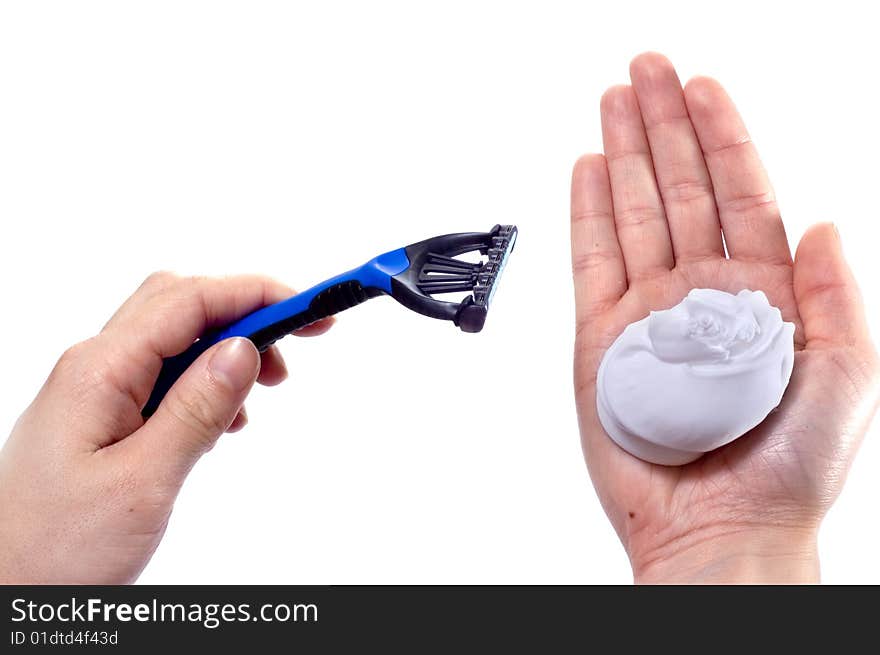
[
  {"x1": 570, "y1": 53, "x2": 880, "y2": 583},
  {"x1": 0, "y1": 273, "x2": 332, "y2": 583}
]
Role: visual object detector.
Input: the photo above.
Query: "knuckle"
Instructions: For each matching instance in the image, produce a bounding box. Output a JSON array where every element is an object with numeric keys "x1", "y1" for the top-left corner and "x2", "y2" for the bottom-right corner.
[
  {"x1": 182, "y1": 274, "x2": 209, "y2": 288},
  {"x1": 138, "y1": 270, "x2": 180, "y2": 295},
  {"x1": 572, "y1": 249, "x2": 619, "y2": 275},
  {"x1": 571, "y1": 208, "x2": 613, "y2": 226},
  {"x1": 49, "y1": 337, "x2": 117, "y2": 402},
  {"x1": 137, "y1": 273, "x2": 206, "y2": 325},
  {"x1": 165, "y1": 386, "x2": 230, "y2": 448},
  {"x1": 614, "y1": 205, "x2": 666, "y2": 228},
  {"x1": 53, "y1": 338, "x2": 101, "y2": 382},
  {"x1": 659, "y1": 177, "x2": 714, "y2": 204},
  {"x1": 141, "y1": 270, "x2": 178, "y2": 290},
  {"x1": 574, "y1": 303, "x2": 615, "y2": 333},
  {"x1": 58, "y1": 339, "x2": 91, "y2": 368},
  {"x1": 721, "y1": 191, "x2": 779, "y2": 221}
]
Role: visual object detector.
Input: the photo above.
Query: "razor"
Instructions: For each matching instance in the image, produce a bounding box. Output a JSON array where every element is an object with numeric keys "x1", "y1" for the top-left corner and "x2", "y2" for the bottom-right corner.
[{"x1": 142, "y1": 224, "x2": 518, "y2": 417}]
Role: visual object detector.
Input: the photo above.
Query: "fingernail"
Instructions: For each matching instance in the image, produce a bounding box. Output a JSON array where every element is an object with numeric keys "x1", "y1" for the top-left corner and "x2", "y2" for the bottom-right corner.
[
  {"x1": 832, "y1": 222, "x2": 841, "y2": 241},
  {"x1": 209, "y1": 338, "x2": 260, "y2": 391}
]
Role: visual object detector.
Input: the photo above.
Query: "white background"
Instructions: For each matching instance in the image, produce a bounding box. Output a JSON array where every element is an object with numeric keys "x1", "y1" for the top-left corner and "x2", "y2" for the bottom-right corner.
[{"x1": 1, "y1": 1, "x2": 877, "y2": 583}]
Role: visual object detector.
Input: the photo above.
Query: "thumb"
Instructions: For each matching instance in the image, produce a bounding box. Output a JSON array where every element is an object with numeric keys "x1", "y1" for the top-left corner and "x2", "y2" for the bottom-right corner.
[
  {"x1": 133, "y1": 337, "x2": 261, "y2": 481},
  {"x1": 793, "y1": 222, "x2": 868, "y2": 349}
]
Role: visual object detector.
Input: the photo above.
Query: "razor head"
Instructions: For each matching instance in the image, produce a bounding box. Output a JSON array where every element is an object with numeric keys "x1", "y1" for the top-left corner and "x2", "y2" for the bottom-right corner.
[{"x1": 390, "y1": 224, "x2": 517, "y2": 332}]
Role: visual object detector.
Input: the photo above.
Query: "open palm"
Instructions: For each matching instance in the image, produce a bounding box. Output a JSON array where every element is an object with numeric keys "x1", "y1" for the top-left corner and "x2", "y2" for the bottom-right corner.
[{"x1": 571, "y1": 53, "x2": 879, "y2": 582}]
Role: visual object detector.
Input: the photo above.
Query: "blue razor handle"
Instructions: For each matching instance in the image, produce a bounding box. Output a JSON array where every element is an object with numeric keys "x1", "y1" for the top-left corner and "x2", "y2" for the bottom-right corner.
[
  {"x1": 141, "y1": 248, "x2": 410, "y2": 417},
  {"x1": 141, "y1": 225, "x2": 517, "y2": 418}
]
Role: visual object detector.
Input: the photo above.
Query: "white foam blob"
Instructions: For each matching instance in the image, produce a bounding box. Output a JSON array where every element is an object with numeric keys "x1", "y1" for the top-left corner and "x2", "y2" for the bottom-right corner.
[{"x1": 596, "y1": 289, "x2": 795, "y2": 466}]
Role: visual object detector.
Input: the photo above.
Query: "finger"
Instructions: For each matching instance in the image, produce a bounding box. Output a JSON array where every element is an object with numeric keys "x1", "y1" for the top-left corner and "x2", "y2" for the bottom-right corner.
[
  {"x1": 294, "y1": 316, "x2": 335, "y2": 337},
  {"x1": 571, "y1": 154, "x2": 627, "y2": 322},
  {"x1": 104, "y1": 272, "x2": 296, "y2": 341},
  {"x1": 257, "y1": 345, "x2": 288, "y2": 386},
  {"x1": 102, "y1": 270, "x2": 180, "y2": 330},
  {"x1": 227, "y1": 405, "x2": 248, "y2": 433},
  {"x1": 684, "y1": 76, "x2": 791, "y2": 265},
  {"x1": 629, "y1": 53, "x2": 724, "y2": 261},
  {"x1": 601, "y1": 85, "x2": 675, "y2": 280},
  {"x1": 257, "y1": 313, "x2": 335, "y2": 381},
  {"x1": 793, "y1": 223, "x2": 869, "y2": 348},
  {"x1": 128, "y1": 337, "x2": 260, "y2": 482},
  {"x1": 108, "y1": 274, "x2": 335, "y2": 351}
]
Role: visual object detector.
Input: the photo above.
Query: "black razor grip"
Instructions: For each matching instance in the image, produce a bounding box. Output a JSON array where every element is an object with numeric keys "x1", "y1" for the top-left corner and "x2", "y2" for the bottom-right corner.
[
  {"x1": 248, "y1": 280, "x2": 383, "y2": 351},
  {"x1": 142, "y1": 279, "x2": 384, "y2": 418}
]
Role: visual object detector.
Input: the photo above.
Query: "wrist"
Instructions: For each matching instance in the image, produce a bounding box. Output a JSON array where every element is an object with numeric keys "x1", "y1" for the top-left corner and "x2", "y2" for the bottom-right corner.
[{"x1": 631, "y1": 524, "x2": 820, "y2": 584}]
